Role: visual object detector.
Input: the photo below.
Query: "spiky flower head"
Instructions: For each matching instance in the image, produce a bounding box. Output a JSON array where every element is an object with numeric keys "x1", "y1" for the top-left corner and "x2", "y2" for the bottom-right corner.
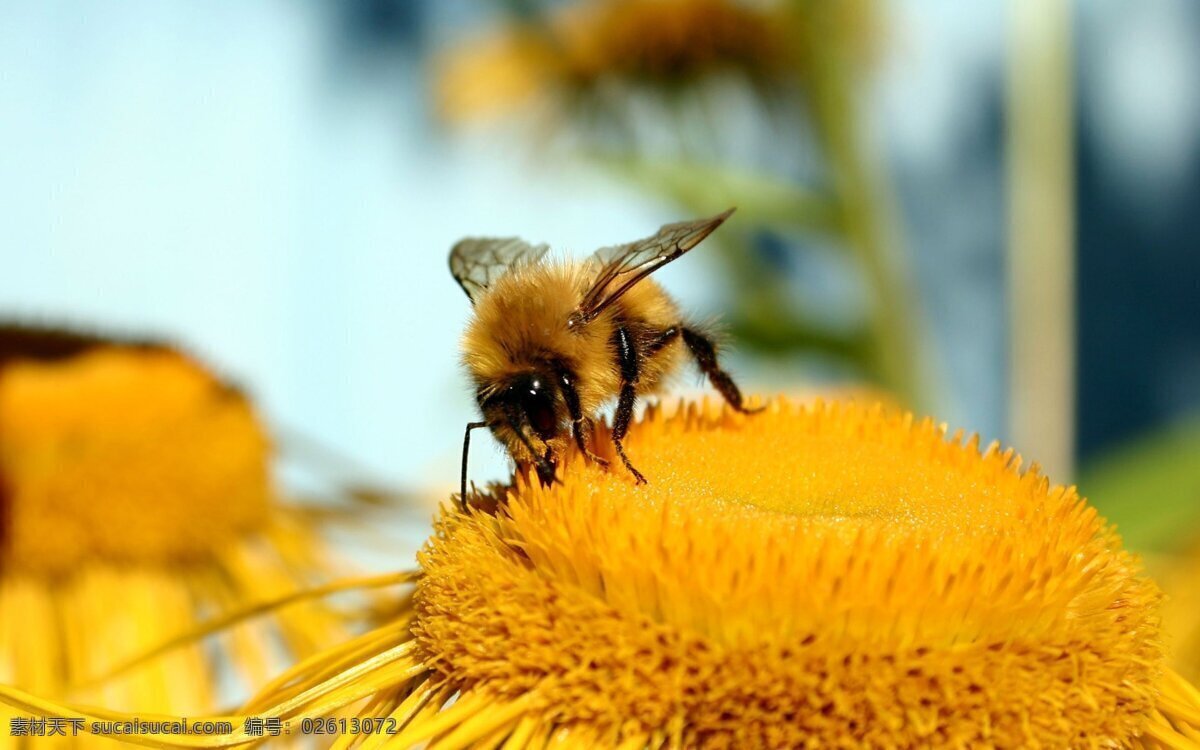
[
  {"x1": 412, "y1": 399, "x2": 1171, "y2": 747},
  {"x1": 3, "y1": 397, "x2": 1198, "y2": 749}
]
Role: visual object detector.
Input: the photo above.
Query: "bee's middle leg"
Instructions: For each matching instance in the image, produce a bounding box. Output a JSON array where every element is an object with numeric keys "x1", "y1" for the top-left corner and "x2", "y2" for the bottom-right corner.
[{"x1": 612, "y1": 326, "x2": 647, "y2": 484}]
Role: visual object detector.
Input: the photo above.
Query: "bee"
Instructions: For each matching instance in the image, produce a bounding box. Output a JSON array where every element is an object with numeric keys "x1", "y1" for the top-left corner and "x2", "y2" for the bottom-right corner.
[{"x1": 452, "y1": 208, "x2": 758, "y2": 507}]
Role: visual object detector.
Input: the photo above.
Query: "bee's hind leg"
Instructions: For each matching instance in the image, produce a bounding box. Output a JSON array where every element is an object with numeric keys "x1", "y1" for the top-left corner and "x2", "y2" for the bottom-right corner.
[{"x1": 680, "y1": 327, "x2": 763, "y2": 414}]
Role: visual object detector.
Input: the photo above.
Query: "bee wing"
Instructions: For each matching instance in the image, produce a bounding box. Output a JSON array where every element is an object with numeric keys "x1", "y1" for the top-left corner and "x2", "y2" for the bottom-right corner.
[
  {"x1": 449, "y1": 237, "x2": 550, "y2": 303},
  {"x1": 573, "y1": 208, "x2": 734, "y2": 325}
]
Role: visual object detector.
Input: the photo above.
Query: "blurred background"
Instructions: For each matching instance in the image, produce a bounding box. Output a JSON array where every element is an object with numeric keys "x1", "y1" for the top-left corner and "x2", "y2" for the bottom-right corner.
[{"x1": 1, "y1": 0, "x2": 1197, "y2": 561}]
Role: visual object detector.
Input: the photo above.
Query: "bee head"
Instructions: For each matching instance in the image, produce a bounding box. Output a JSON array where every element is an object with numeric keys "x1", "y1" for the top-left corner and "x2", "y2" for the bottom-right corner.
[{"x1": 478, "y1": 371, "x2": 562, "y2": 446}]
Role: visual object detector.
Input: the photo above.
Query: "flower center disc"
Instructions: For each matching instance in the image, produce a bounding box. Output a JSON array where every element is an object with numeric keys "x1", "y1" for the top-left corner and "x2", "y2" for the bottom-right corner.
[
  {"x1": 0, "y1": 330, "x2": 271, "y2": 575},
  {"x1": 415, "y1": 400, "x2": 1162, "y2": 747}
]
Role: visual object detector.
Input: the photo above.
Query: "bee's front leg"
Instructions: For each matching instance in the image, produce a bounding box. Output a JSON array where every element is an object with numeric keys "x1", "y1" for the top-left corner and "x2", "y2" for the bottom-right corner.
[
  {"x1": 571, "y1": 417, "x2": 610, "y2": 468},
  {"x1": 504, "y1": 410, "x2": 559, "y2": 488},
  {"x1": 554, "y1": 366, "x2": 609, "y2": 468},
  {"x1": 535, "y1": 448, "x2": 557, "y2": 487}
]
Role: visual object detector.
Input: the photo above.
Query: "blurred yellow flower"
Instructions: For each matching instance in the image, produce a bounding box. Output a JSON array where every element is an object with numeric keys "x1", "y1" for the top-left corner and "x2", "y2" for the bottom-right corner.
[
  {"x1": 1147, "y1": 545, "x2": 1200, "y2": 685},
  {"x1": 3, "y1": 397, "x2": 1198, "y2": 748},
  {"x1": 0, "y1": 324, "x2": 359, "y2": 747},
  {"x1": 436, "y1": 0, "x2": 793, "y2": 123}
]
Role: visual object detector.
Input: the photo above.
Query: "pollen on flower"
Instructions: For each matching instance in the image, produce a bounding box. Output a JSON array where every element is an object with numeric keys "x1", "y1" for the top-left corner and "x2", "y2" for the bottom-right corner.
[
  {"x1": 414, "y1": 399, "x2": 1165, "y2": 748},
  {"x1": 0, "y1": 332, "x2": 271, "y2": 575}
]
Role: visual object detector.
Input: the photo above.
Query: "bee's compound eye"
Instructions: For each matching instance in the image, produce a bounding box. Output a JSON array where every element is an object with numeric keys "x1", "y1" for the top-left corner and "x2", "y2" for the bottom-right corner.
[
  {"x1": 524, "y1": 398, "x2": 557, "y2": 442},
  {"x1": 519, "y1": 377, "x2": 558, "y2": 442}
]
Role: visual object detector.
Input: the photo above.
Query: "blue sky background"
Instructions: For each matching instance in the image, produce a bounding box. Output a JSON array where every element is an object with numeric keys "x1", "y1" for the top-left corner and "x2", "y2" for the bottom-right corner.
[{"x1": 1, "y1": 1, "x2": 1196, "y2": 502}]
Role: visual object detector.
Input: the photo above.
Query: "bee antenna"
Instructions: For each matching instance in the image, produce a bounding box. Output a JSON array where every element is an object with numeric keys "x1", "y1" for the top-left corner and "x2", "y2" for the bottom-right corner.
[{"x1": 460, "y1": 421, "x2": 489, "y2": 512}]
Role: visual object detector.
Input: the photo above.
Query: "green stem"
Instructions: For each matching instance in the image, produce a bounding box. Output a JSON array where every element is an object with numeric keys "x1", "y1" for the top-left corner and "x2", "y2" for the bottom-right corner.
[{"x1": 793, "y1": 0, "x2": 925, "y2": 407}]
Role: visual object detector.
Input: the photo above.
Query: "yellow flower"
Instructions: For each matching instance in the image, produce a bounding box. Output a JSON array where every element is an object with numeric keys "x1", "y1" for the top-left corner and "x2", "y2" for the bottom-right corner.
[
  {"x1": 4, "y1": 398, "x2": 1200, "y2": 748},
  {"x1": 436, "y1": 0, "x2": 794, "y2": 123},
  {"x1": 0, "y1": 324, "x2": 367, "y2": 746}
]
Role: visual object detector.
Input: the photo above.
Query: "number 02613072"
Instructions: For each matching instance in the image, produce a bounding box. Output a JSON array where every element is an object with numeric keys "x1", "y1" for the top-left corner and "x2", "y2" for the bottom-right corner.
[{"x1": 299, "y1": 717, "x2": 398, "y2": 735}]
